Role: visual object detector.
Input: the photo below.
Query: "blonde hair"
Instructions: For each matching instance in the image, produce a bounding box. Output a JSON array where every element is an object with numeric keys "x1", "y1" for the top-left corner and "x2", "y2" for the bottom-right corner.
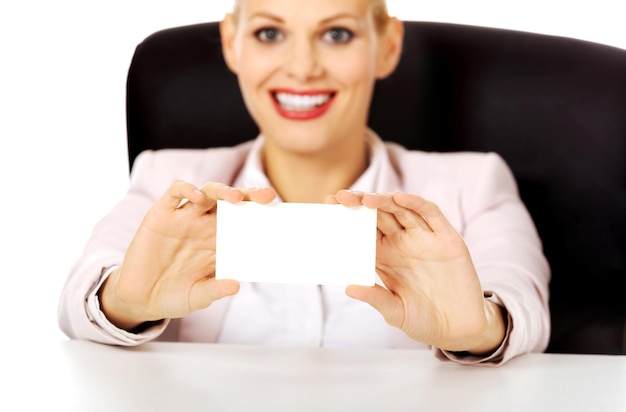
[{"x1": 231, "y1": 0, "x2": 390, "y2": 33}]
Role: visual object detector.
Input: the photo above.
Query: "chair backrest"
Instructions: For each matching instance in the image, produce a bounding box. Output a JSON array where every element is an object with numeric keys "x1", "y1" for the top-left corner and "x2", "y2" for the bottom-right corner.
[{"x1": 126, "y1": 21, "x2": 626, "y2": 354}]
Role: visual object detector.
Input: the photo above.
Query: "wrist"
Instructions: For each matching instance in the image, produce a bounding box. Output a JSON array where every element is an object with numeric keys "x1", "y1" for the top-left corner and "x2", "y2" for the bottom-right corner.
[
  {"x1": 99, "y1": 268, "x2": 146, "y2": 331},
  {"x1": 466, "y1": 299, "x2": 507, "y2": 356}
]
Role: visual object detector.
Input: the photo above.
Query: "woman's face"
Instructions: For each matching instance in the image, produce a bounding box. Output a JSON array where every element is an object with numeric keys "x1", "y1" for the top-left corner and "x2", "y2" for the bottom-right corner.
[{"x1": 221, "y1": 0, "x2": 402, "y2": 157}]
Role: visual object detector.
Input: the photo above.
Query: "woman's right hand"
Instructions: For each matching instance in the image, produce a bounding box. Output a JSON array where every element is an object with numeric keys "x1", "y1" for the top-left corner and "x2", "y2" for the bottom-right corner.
[{"x1": 99, "y1": 181, "x2": 276, "y2": 331}]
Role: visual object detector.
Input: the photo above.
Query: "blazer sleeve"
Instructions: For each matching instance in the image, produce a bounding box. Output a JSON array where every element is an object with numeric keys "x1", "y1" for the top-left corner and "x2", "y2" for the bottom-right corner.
[
  {"x1": 57, "y1": 150, "x2": 170, "y2": 345},
  {"x1": 436, "y1": 152, "x2": 551, "y2": 365}
]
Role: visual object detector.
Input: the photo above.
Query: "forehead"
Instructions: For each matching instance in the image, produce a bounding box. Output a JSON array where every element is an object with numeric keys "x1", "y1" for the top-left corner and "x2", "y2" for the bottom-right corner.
[{"x1": 237, "y1": 0, "x2": 372, "y2": 20}]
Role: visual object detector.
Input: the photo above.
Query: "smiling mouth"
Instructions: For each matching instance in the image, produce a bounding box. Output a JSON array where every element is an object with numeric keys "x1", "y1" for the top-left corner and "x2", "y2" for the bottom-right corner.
[
  {"x1": 274, "y1": 92, "x2": 334, "y2": 111},
  {"x1": 271, "y1": 91, "x2": 336, "y2": 120}
]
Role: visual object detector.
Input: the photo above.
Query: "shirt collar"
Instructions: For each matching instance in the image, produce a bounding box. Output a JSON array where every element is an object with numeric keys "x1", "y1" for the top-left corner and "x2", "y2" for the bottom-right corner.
[{"x1": 233, "y1": 129, "x2": 390, "y2": 199}]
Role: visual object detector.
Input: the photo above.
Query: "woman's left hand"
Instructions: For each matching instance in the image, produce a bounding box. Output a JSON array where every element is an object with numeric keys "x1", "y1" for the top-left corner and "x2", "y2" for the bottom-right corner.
[{"x1": 327, "y1": 190, "x2": 506, "y2": 354}]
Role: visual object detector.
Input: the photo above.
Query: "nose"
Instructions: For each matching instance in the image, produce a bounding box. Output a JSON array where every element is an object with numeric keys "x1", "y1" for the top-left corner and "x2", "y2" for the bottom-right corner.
[{"x1": 284, "y1": 37, "x2": 323, "y2": 82}]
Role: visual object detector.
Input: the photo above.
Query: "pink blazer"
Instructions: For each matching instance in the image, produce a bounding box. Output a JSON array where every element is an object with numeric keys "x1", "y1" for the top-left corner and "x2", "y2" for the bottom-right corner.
[{"x1": 58, "y1": 138, "x2": 550, "y2": 363}]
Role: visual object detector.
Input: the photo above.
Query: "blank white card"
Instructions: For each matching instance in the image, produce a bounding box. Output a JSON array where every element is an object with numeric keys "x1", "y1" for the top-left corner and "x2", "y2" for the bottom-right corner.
[{"x1": 215, "y1": 201, "x2": 377, "y2": 285}]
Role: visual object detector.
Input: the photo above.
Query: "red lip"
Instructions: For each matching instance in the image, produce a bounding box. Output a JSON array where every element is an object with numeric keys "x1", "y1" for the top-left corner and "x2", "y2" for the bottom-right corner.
[{"x1": 270, "y1": 89, "x2": 336, "y2": 120}]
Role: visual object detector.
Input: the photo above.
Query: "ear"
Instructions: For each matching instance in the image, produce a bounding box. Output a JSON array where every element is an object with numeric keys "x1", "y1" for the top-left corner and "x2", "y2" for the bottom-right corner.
[
  {"x1": 220, "y1": 13, "x2": 239, "y2": 74},
  {"x1": 375, "y1": 17, "x2": 404, "y2": 79}
]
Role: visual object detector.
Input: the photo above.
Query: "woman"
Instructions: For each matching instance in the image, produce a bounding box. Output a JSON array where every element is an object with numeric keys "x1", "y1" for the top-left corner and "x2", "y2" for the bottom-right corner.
[{"x1": 58, "y1": 0, "x2": 550, "y2": 365}]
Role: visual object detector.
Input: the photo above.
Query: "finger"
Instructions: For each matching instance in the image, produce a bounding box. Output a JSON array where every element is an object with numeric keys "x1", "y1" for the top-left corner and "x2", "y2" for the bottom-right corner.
[
  {"x1": 345, "y1": 284, "x2": 403, "y2": 328},
  {"x1": 359, "y1": 193, "x2": 412, "y2": 236},
  {"x1": 156, "y1": 180, "x2": 211, "y2": 212},
  {"x1": 363, "y1": 193, "x2": 432, "y2": 232},
  {"x1": 188, "y1": 279, "x2": 241, "y2": 312},
  {"x1": 170, "y1": 183, "x2": 241, "y2": 216},
  {"x1": 334, "y1": 190, "x2": 366, "y2": 207},
  {"x1": 392, "y1": 192, "x2": 447, "y2": 232},
  {"x1": 377, "y1": 210, "x2": 405, "y2": 237},
  {"x1": 324, "y1": 194, "x2": 339, "y2": 204},
  {"x1": 239, "y1": 187, "x2": 277, "y2": 204},
  {"x1": 200, "y1": 182, "x2": 245, "y2": 204}
]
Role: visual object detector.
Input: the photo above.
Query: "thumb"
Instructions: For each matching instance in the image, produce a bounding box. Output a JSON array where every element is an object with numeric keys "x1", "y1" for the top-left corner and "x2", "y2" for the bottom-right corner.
[
  {"x1": 189, "y1": 279, "x2": 240, "y2": 311},
  {"x1": 345, "y1": 284, "x2": 403, "y2": 328}
]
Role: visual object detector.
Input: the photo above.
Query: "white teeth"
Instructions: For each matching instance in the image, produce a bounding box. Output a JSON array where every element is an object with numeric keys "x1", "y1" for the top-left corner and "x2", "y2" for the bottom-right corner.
[{"x1": 274, "y1": 92, "x2": 331, "y2": 111}]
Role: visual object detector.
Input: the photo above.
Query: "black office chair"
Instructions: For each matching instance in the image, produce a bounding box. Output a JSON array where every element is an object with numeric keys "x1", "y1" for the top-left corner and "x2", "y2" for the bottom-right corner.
[{"x1": 126, "y1": 21, "x2": 626, "y2": 354}]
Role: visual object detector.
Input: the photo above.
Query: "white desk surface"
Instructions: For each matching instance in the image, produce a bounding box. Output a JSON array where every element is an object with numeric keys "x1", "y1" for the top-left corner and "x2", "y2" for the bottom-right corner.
[{"x1": 4, "y1": 339, "x2": 625, "y2": 412}]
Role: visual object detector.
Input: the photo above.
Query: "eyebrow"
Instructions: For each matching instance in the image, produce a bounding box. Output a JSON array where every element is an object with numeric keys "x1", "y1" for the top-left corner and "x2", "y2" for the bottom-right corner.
[
  {"x1": 248, "y1": 12, "x2": 284, "y2": 23},
  {"x1": 319, "y1": 13, "x2": 362, "y2": 25},
  {"x1": 247, "y1": 12, "x2": 362, "y2": 25}
]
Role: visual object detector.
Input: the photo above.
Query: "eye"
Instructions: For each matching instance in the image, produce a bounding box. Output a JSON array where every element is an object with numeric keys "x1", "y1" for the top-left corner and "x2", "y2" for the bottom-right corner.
[
  {"x1": 254, "y1": 27, "x2": 284, "y2": 43},
  {"x1": 322, "y1": 27, "x2": 354, "y2": 44}
]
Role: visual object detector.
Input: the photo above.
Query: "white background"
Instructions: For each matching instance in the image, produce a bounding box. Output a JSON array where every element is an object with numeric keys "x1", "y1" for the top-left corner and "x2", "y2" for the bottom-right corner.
[{"x1": 0, "y1": 1, "x2": 624, "y2": 344}]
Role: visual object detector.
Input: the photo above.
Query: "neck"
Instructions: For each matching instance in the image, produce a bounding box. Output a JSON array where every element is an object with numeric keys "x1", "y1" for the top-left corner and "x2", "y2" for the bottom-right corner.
[{"x1": 262, "y1": 137, "x2": 369, "y2": 203}]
